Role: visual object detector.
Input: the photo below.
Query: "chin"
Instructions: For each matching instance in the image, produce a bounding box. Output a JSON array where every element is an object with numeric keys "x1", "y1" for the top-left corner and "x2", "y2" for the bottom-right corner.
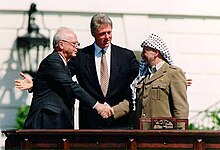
[
  {"x1": 72, "y1": 54, "x2": 77, "y2": 57},
  {"x1": 104, "y1": 43, "x2": 110, "y2": 47}
]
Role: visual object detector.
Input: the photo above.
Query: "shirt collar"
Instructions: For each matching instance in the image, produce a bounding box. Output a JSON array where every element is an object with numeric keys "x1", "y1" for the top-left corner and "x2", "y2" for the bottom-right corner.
[
  {"x1": 156, "y1": 60, "x2": 165, "y2": 71},
  {"x1": 58, "y1": 53, "x2": 67, "y2": 66},
  {"x1": 149, "y1": 60, "x2": 165, "y2": 73},
  {"x1": 94, "y1": 43, "x2": 111, "y2": 55}
]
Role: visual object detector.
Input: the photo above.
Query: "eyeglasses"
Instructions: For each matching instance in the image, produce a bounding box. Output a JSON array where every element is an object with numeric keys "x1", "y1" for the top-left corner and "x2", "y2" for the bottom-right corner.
[{"x1": 61, "y1": 40, "x2": 80, "y2": 47}]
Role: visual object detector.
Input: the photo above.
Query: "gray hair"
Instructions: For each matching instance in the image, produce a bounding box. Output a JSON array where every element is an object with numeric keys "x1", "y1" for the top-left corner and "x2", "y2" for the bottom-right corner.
[
  {"x1": 52, "y1": 27, "x2": 73, "y2": 49},
  {"x1": 90, "y1": 13, "x2": 112, "y2": 35}
]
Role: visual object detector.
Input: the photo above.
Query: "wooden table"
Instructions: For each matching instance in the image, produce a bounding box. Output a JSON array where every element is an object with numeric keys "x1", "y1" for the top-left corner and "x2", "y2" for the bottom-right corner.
[{"x1": 2, "y1": 129, "x2": 220, "y2": 150}]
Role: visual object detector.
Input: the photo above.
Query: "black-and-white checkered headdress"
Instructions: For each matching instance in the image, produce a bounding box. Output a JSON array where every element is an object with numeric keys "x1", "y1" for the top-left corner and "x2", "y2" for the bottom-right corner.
[{"x1": 141, "y1": 33, "x2": 173, "y2": 65}]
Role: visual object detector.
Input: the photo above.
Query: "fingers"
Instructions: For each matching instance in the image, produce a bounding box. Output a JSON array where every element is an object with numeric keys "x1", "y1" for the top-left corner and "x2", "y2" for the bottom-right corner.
[
  {"x1": 100, "y1": 106, "x2": 114, "y2": 119},
  {"x1": 19, "y1": 72, "x2": 26, "y2": 79},
  {"x1": 101, "y1": 110, "x2": 110, "y2": 118},
  {"x1": 15, "y1": 79, "x2": 20, "y2": 84},
  {"x1": 100, "y1": 111, "x2": 110, "y2": 119},
  {"x1": 94, "y1": 102, "x2": 114, "y2": 119},
  {"x1": 110, "y1": 108, "x2": 114, "y2": 115},
  {"x1": 14, "y1": 79, "x2": 24, "y2": 90},
  {"x1": 186, "y1": 78, "x2": 193, "y2": 86},
  {"x1": 14, "y1": 79, "x2": 21, "y2": 87},
  {"x1": 14, "y1": 73, "x2": 33, "y2": 90}
]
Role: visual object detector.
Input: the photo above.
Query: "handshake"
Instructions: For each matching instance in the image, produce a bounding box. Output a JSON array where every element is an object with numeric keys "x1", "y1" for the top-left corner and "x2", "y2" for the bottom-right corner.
[{"x1": 94, "y1": 102, "x2": 114, "y2": 119}]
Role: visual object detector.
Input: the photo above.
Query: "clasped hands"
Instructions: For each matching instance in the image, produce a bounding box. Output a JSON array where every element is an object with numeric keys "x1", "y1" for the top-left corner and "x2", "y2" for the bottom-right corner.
[{"x1": 95, "y1": 102, "x2": 114, "y2": 119}]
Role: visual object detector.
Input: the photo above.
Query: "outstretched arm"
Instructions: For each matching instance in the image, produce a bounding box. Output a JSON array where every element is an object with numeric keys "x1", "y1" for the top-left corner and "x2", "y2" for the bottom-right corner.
[
  {"x1": 186, "y1": 78, "x2": 192, "y2": 86},
  {"x1": 14, "y1": 72, "x2": 114, "y2": 118},
  {"x1": 14, "y1": 72, "x2": 33, "y2": 90}
]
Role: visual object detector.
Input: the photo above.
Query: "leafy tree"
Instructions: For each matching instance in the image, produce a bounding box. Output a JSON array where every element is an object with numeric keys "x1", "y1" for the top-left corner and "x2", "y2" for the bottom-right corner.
[
  {"x1": 189, "y1": 109, "x2": 220, "y2": 130},
  {"x1": 15, "y1": 105, "x2": 30, "y2": 129}
]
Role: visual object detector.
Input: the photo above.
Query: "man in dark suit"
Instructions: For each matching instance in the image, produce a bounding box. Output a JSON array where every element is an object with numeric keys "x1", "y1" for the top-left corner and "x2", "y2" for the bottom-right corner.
[
  {"x1": 68, "y1": 13, "x2": 139, "y2": 129},
  {"x1": 17, "y1": 27, "x2": 113, "y2": 129}
]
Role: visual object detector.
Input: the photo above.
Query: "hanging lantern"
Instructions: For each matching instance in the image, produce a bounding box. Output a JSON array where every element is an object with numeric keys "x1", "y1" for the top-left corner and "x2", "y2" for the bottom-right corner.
[{"x1": 16, "y1": 3, "x2": 50, "y2": 77}]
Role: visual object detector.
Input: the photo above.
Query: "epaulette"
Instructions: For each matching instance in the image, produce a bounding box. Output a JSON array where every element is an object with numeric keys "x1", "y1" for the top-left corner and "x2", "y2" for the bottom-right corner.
[{"x1": 169, "y1": 65, "x2": 178, "y2": 70}]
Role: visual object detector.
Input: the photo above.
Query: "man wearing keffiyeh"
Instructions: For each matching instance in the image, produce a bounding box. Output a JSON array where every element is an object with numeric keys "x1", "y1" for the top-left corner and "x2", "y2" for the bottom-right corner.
[{"x1": 132, "y1": 33, "x2": 189, "y2": 130}]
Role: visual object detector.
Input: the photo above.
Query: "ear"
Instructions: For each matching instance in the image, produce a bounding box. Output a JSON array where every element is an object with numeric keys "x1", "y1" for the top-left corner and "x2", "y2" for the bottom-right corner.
[
  {"x1": 58, "y1": 40, "x2": 64, "y2": 50},
  {"x1": 154, "y1": 50, "x2": 160, "y2": 57}
]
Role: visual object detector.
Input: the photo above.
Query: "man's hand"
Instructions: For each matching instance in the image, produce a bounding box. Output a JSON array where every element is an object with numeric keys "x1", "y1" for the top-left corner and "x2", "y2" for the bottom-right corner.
[
  {"x1": 14, "y1": 72, "x2": 33, "y2": 90},
  {"x1": 94, "y1": 102, "x2": 114, "y2": 119},
  {"x1": 186, "y1": 78, "x2": 192, "y2": 86}
]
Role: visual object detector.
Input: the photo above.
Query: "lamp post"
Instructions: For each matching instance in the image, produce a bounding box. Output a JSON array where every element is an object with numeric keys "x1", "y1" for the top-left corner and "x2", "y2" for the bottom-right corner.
[{"x1": 16, "y1": 3, "x2": 50, "y2": 77}]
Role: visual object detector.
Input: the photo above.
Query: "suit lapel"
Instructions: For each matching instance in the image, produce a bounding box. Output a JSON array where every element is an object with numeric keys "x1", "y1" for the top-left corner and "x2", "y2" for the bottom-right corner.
[
  {"x1": 53, "y1": 51, "x2": 69, "y2": 71},
  {"x1": 107, "y1": 45, "x2": 120, "y2": 97},
  {"x1": 84, "y1": 45, "x2": 103, "y2": 95}
]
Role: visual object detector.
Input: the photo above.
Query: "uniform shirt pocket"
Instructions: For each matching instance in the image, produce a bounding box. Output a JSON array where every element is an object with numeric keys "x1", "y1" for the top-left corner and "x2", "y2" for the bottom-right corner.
[{"x1": 151, "y1": 83, "x2": 168, "y2": 101}]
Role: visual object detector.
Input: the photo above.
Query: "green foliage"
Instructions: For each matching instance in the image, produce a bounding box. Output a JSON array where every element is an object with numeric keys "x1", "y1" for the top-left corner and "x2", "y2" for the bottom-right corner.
[
  {"x1": 15, "y1": 105, "x2": 30, "y2": 129},
  {"x1": 189, "y1": 109, "x2": 220, "y2": 130},
  {"x1": 206, "y1": 109, "x2": 220, "y2": 130},
  {"x1": 188, "y1": 123, "x2": 200, "y2": 130},
  {"x1": 188, "y1": 123, "x2": 215, "y2": 130}
]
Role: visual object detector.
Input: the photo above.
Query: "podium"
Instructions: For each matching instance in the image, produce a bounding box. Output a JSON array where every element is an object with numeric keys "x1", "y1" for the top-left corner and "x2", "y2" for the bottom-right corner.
[
  {"x1": 2, "y1": 129, "x2": 220, "y2": 150},
  {"x1": 139, "y1": 117, "x2": 188, "y2": 130}
]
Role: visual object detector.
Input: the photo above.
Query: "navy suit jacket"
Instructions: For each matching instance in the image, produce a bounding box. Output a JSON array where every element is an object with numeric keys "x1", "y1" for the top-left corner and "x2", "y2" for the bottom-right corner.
[
  {"x1": 68, "y1": 44, "x2": 139, "y2": 129},
  {"x1": 24, "y1": 51, "x2": 97, "y2": 129}
]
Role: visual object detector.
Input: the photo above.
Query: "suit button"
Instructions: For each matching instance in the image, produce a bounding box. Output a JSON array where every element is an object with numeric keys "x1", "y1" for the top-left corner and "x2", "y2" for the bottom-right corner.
[
  {"x1": 144, "y1": 95, "x2": 148, "y2": 98},
  {"x1": 142, "y1": 113, "x2": 146, "y2": 117}
]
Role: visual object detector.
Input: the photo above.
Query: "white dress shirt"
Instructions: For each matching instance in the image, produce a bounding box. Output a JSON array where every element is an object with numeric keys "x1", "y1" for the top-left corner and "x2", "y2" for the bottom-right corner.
[{"x1": 94, "y1": 43, "x2": 111, "y2": 84}]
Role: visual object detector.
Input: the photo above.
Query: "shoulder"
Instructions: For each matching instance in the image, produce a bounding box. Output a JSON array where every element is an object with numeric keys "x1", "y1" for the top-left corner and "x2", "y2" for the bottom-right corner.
[
  {"x1": 167, "y1": 64, "x2": 185, "y2": 77},
  {"x1": 112, "y1": 44, "x2": 133, "y2": 53},
  {"x1": 81, "y1": 44, "x2": 93, "y2": 52},
  {"x1": 44, "y1": 51, "x2": 59, "y2": 61},
  {"x1": 42, "y1": 51, "x2": 63, "y2": 66},
  {"x1": 111, "y1": 44, "x2": 136, "y2": 60},
  {"x1": 169, "y1": 65, "x2": 183, "y2": 72},
  {"x1": 76, "y1": 44, "x2": 93, "y2": 56}
]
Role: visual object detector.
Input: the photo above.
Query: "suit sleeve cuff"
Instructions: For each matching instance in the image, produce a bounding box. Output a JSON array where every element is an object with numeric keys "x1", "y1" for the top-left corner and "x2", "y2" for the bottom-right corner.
[{"x1": 92, "y1": 101, "x2": 99, "y2": 109}]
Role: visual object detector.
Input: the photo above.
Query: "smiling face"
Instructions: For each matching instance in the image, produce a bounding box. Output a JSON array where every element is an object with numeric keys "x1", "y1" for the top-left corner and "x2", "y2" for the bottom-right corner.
[{"x1": 92, "y1": 24, "x2": 112, "y2": 49}]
